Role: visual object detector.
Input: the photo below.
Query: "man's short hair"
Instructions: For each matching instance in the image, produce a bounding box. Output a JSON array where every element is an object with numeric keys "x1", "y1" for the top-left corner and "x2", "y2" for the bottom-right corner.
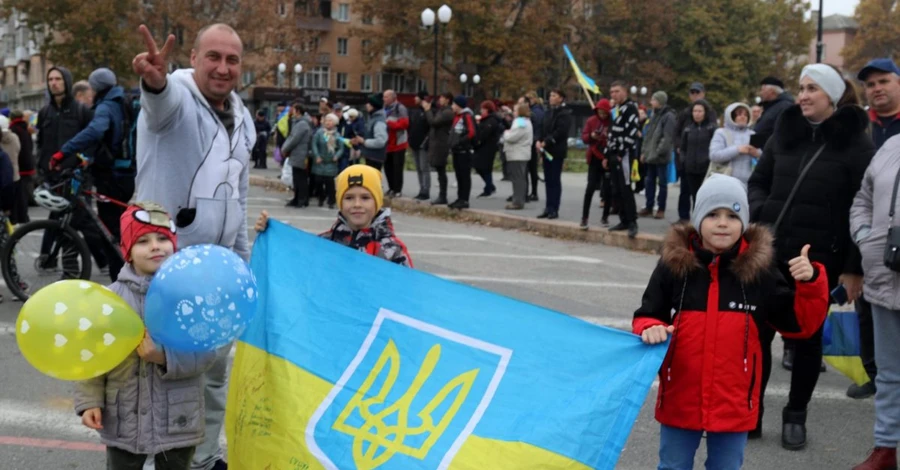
[
  {"x1": 291, "y1": 101, "x2": 304, "y2": 113},
  {"x1": 72, "y1": 80, "x2": 91, "y2": 96},
  {"x1": 550, "y1": 88, "x2": 566, "y2": 100},
  {"x1": 193, "y1": 23, "x2": 241, "y2": 51},
  {"x1": 610, "y1": 80, "x2": 627, "y2": 90}
]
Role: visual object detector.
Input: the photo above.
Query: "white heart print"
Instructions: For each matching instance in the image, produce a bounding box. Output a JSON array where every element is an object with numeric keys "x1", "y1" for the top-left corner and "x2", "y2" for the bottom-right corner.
[
  {"x1": 78, "y1": 318, "x2": 92, "y2": 331},
  {"x1": 103, "y1": 333, "x2": 116, "y2": 346},
  {"x1": 181, "y1": 303, "x2": 194, "y2": 315},
  {"x1": 54, "y1": 334, "x2": 68, "y2": 347},
  {"x1": 102, "y1": 304, "x2": 113, "y2": 316},
  {"x1": 227, "y1": 303, "x2": 236, "y2": 311},
  {"x1": 54, "y1": 303, "x2": 68, "y2": 315},
  {"x1": 80, "y1": 349, "x2": 93, "y2": 361}
]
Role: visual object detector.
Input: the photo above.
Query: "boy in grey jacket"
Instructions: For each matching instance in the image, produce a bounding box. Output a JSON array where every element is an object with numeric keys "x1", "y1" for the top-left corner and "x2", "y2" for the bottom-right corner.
[{"x1": 74, "y1": 202, "x2": 219, "y2": 470}]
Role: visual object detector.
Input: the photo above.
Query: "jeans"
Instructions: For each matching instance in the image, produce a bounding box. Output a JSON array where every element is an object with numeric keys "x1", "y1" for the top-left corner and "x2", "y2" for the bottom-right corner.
[
  {"x1": 582, "y1": 158, "x2": 605, "y2": 221},
  {"x1": 108, "y1": 446, "x2": 195, "y2": 470},
  {"x1": 384, "y1": 150, "x2": 405, "y2": 193},
  {"x1": 290, "y1": 167, "x2": 309, "y2": 205},
  {"x1": 191, "y1": 351, "x2": 229, "y2": 470},
  {"x1": 412, "y1": 147, "x2": 430, "y2": 195},
  {"x1": 507, "y1": 161, "x2": 527, "y2": 206},
  {"x1": 658, "y1": 425, "x2": 747, "y2": 470},
  {"x1": 542, "y1": 154, "x2": 564, "y2": 213},
  {"x1": 872, "y1": 304, "x2": 900, "y2": 447},
  {"x1": 476, "y1": 168, "x2": 495, "y2": 194},
  {"x1": 452, "y1": 151, "x2": 472, "y2": 202},
  {"x1": 645, "y1": 163, "x2": 668, "y2": 212}
]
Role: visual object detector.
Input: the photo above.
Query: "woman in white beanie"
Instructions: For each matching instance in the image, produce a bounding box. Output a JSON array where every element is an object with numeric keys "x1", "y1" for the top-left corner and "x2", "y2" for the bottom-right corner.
[{"x1": 748, "y1": 63, "x2": 876, "y2": 450}]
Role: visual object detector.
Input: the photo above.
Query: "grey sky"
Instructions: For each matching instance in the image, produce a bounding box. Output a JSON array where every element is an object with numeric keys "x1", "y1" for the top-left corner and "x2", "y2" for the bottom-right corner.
[{"x1": 822, "y1": 0, "x2": 859, "y2": 16}]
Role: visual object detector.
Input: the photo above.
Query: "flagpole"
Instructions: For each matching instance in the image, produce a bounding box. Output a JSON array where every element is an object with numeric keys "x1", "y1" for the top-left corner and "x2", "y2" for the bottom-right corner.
[{"x1": 580, "y1": 85, "x2": 595, "y2": 108}]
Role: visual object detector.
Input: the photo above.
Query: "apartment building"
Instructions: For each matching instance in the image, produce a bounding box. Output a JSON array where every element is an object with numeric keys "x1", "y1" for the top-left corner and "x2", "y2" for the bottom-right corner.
[
  {"x1": 0, "y1": 11, "x2": 49, "y2": 111},
  {"x1": 808, "y1": 13, "x2": 858, "y2": 73}
]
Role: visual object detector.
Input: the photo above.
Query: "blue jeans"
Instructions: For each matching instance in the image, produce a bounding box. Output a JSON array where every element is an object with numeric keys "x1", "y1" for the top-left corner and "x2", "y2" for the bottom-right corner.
[
  {"x1": 645, "y1": 163, "x2": 668, "y2": 211},
  {"x1": 658, "y1": 425, "x2": 747, "y2": 470}
]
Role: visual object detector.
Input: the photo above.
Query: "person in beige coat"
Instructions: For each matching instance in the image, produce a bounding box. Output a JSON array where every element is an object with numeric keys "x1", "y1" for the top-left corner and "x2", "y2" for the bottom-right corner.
[{"x1": 501, "y1": 102, "x2": 533, "y2": 209}]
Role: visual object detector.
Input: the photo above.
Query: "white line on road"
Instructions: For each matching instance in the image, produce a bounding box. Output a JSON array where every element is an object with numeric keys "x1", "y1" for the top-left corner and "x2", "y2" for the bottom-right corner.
[
  {"x1": 398, "y1": 233, "x2": 486, "y2": 241},
  {"x1": 438, "y1": 275, "x2": 645, "y2": 289},
  {"x1": 274, "y1": 215, "x2": 337, "y2": 222},
  {"x1": 0, "y1": 399, "x2": 96, "y2": 441},
  {"x1": 415, "y1": 251, "x2": 606, "y2": 264}
]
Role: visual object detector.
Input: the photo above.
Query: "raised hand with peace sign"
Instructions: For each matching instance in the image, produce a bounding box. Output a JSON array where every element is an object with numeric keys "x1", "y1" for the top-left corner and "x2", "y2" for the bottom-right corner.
[{"x1": 132, "y1": 24, "x2": 176, "y2": 91}]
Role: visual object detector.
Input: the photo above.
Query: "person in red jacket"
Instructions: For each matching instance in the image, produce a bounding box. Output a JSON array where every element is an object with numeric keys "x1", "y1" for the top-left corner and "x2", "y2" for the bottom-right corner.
[
  {"x1": 580, "y1": 99, "x2": 611, "y2": 229},
  {"x1": 633, "y1": 174, "x2": 828, "y2": 470},
  {"x1": 382, "y1": 89, "x2": 409, "y2": 197}
]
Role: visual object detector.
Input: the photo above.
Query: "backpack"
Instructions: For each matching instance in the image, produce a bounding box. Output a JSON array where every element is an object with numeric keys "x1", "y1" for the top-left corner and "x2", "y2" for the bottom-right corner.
[
  {"x1": 705, "y1": 127, "x2": 734, "y2": 180},
  {"x1": 114, "y1": 96, "x2": 139, "y2": 175}
]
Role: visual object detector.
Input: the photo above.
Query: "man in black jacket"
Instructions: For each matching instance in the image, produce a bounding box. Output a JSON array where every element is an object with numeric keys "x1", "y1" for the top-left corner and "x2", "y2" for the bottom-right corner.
[
  {"x1": 410, "y1": 91, "x2": 431, "y2": 200},
  {"x1": 535, "y1": 89, "x2": 573, "y2": 220},
  {"x1": 606, "y1": 81, "x2": 640, "y2": 238},
  {"x1": 37, "y1": 66, "x2": 92, "y2": 174},
  {"x1": 753, "y1": 76, "x2": 794, "y2": 148}
]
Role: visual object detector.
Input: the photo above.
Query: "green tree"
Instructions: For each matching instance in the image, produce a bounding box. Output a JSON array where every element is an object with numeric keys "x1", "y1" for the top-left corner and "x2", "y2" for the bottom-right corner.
[{"x1": 842, "y1": 0, "x2": 900, "y2": 73}]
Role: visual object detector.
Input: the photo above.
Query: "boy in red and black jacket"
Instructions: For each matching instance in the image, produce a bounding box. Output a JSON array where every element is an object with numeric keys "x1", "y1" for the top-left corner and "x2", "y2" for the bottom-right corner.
[
  {"x1": 580, "y1": 98, "x2": 611, "y2": 229},
  {"x1": 633, "y1": 175, "x2": 828, "y2": 469}
]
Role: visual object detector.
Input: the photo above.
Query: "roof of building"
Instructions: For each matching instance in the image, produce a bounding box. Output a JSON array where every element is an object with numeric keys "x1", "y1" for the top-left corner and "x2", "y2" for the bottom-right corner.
[{"x1": 821, "y1": 13, "x2": 858, "y2": 31}]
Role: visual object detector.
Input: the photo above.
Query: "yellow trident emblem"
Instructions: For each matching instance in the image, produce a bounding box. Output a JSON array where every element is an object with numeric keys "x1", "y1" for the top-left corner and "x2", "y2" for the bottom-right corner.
[{"x1": 332, "y1": 339, "x2": 480, "y2": 470}]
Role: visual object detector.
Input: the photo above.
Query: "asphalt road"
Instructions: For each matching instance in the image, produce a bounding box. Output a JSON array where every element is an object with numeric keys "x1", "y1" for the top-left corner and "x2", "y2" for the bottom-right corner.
[{"x1": 0, "y1": 184, "x2": 876, "y2": 469}]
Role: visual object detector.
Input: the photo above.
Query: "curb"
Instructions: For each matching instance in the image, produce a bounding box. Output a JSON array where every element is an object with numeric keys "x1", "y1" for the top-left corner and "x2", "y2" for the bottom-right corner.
[{"x1": 249, "y1": 175, "x2": 664, "y2": 253}]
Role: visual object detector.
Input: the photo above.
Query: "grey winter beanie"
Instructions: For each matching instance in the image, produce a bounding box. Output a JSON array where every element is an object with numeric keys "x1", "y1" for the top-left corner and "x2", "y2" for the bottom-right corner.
[
  {"x1": 88, "y1": 68, "x2": 117, "y2": 94},
  {"x1": 652, "y1": 91, "x2": 668, "y2": 107},
  {"x1": 691, "y1": 174, "x2": 749, "y2": 235}
]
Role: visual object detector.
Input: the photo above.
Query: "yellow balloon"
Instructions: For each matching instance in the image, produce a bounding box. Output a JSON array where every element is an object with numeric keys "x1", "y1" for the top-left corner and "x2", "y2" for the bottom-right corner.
[{"x1": 16, "y1": 280, "x2": 145, "y2": 381}]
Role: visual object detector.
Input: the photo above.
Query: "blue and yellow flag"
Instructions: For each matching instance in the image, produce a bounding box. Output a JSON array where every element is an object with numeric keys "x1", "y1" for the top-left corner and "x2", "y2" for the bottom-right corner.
[
  {"x1": 226, "y1": 221, "x2": 666, "y2": 470},
  {"x1": 276, "y1": 107, "x2": 291, "y2": 137},
  {"x1": 823, "y1": 305, "x2": 870, "y2": 386},
  {"x1": 563, "y1": 44, "x2": 600, "y2": 95}
]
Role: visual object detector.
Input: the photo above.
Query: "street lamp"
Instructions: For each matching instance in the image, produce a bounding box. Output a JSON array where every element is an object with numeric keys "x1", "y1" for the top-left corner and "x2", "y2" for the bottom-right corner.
[
  {"x1": 459, "y1": 73, "x2": 467, "y2": 84},
  {"x1": 473, "y1": 74, "x2": 480, "y2": 84},
  {"x1": 422, "y1": 4, "x2": 452, "y2": 97},
  {"x1": 278, "y1": 62, "x2": 286, "y2": 87}
]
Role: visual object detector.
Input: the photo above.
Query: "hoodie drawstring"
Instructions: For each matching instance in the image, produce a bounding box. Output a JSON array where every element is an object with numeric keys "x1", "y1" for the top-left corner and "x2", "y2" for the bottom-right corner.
[{"x1": 666, "y1": 277, "x2": 689, "y2": 383}]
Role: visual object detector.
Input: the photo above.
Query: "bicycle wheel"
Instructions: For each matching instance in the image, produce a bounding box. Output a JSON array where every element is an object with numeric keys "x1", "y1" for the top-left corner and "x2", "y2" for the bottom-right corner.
[{"x1": 1, "y1": 219, "x2": 92, "y2": 301}]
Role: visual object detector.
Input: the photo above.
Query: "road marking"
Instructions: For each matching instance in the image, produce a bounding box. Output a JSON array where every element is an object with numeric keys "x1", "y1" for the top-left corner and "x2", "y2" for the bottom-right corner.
[
  {"x1": 438, "y1": 275, "x2": 645, "y2": 289},
  {"x1": 0, "y1": 399, "x2": 97, "y2": 441},
  {"x1": 415, "y1": 251, "x2": 605, "y2": 264},
  {"x1": 398, "y1": 233, "x2": 486, "y2": 241},
  {"x1": 247, "y1": 197, "x2": 287, "y2": 203},
  {"x1": 274, "y1": 215, "x2": 337, "y2": 222},
  {"x1": 0, "y1": 436, "x2": 103, "y2": 452}
]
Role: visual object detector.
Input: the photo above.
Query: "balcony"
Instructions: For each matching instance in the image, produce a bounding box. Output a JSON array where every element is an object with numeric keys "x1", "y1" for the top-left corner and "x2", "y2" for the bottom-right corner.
[
  {"x1": 297, "y1": 16, "x2": 332, "y2": 32},
  {"x1": 382, "y1": 53, "x2": 422, "y2": 71},
  {"x1": 295, "y1": 51, "x2": 331, "y2": 66},
  {"x1": 15, "y1": 45, "x2": 28, "y2": 62}
]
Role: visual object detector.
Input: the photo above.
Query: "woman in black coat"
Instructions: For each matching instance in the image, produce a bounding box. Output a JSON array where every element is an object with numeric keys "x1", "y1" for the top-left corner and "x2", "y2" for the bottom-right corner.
[
  {"x1": 677, "y1": 100, "x2": 717, "y2": 222},
  {"x1": 747, "y1": 64, "x2": 875, "y2": 450},
  {"x1": 474, "y1": 101, "x2": 504, "y2": 197},
  {"x1": 423, "y1": 93, "x2": 455, "y2": 205}
]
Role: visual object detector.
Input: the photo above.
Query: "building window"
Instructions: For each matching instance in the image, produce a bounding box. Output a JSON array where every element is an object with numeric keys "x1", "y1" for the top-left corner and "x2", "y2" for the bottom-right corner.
[
  {"x1": 277, "y1": 1, "x2": 286, "y2": 16},
  {"x1": 334, "y1": 3, "x2": 350, "y2": 22},
  {"x1": 336, "y1": 72, "x2": 348, "y2": 90},
  {"x1": 302, "y1": 37, "x2": 320, "y2": 52},
  {"x1": 304, "y1": 66, "x2": 330, "y2": 89},
  {"x1": 361, "y1": 74, "x2": 372, "y2": 92},
  {"x1": 242, "y1": 70, "x2": 254, "y2": 85},
  {"x1": 337, "y1": 38, "x2": 348, "y2": 56},
  {"x1": 362, "y1": 40, "x2": 371, "y2": 54},
  {"x1": 362, "y1": 16, "x2": 373, "y2": 25}
]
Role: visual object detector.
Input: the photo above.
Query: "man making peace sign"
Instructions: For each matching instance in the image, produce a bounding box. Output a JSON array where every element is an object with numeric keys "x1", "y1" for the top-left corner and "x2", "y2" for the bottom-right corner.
[{"x1": 133, "y1": 23, "x2": 256, "y2": 470}]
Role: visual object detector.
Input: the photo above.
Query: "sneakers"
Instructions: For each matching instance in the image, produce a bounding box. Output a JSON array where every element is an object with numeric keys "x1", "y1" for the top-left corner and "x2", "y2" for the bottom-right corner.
[
  {"x1": 600, "y1": 217, "x2": 609, "y2": 227},
  {"x1": 414, "y1": 193, "x2": 430, "y2": 201},
  {"x1": 431, "y1": 197, "x2": 448, "y2": 205},
  {"x1": 627, "y1": 222, "x2": 638, "y2": 239},
  {"x1": 853, "y1": 447, "x2": 897, "y2": 470},
  {"x1": 580, "y1": 219, "x2": 588, "y2": 230},
  {"x1": 847, "y1": 381, "x2": 877, "y2": 399},
  {"x1": 527, "y1": 193, "x2": 539, "y2": 202},
  {"x1": 638, "y1": 208, "x2": 653, "y2": 217},
  {"x1": 609, "y1": 222, "x2": 628, "y2": 232}
]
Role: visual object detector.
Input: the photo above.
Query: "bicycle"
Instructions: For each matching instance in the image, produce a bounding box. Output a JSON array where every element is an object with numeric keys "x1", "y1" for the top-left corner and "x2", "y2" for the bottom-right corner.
[{"x1": 0, "y1": 168, "x2": 128, "y2": 301}]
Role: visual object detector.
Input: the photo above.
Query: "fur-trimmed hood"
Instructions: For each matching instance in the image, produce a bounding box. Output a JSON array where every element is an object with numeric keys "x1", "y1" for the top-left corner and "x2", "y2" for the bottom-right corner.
[
  {"x1": 776, "y1": 104, "x2": 869, "y2": 151},
  {"x1": 662, "y1": 224, "x2": 774, "y2": 284}
]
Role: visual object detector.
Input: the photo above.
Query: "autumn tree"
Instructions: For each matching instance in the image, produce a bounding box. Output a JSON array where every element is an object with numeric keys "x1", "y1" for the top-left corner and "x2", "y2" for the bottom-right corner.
[
  {"x1": 352, "y1": 0, "x2": 568, "y2": 100},
  {"x1": 2, "y1": 0, "x2": 139, "y2": 81},
  {"x1": 842, "y1": 0, "x2": 900, "y2": 73}
]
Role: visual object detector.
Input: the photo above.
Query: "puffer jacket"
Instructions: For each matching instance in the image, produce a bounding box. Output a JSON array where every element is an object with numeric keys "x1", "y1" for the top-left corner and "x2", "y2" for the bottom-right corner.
[
  {"x1": 502, "y1": 117, "x2": 533, "y2": 162},
  {"x1": 709, "y1": 102, "x2": 756, "y2": 186},
  {"x1": 449, "y1": 108, "x2": 477, "y2": 154},
  {"x1": 73, "y1": 265, "x2": 220, "y2": 455},
  {"x1": 642, "y1": 106, "x2": 676, "y2": 165},
  {"x1": 679, "y1": 101, "x2": 717, "y2": 175},
  {"x1": 320, "y1": 208, "x2": 412, "y2": 267},
  {"x1": 633, "y1": 225, "x2": 828, "y2": 433},
  {"x1": 474, "y1": 113, "x2": 504, "y2": 172},
  {"x1": 748, "y1": 105, "x2": 875, "y2": 288},
  {"x1": 851, "y1": 135, "x2": 900, "y2": 310}
]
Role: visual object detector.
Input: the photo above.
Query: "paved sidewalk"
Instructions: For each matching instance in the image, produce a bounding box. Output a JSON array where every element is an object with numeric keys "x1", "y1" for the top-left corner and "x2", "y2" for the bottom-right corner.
[{"x1": 249, "y1": 161, "x2": 685, "y2": 251}]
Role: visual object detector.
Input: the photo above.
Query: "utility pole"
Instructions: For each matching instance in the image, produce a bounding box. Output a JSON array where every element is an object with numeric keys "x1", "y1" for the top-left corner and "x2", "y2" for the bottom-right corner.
[{"x1": 816, "y1": 0, "x2": 824, "y2": 63}]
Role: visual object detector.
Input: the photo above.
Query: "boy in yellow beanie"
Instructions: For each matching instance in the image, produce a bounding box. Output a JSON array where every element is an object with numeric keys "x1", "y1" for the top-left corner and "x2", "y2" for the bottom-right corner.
[{"x1": 256, "y1": 164, "x2": 412, "y2": 267}]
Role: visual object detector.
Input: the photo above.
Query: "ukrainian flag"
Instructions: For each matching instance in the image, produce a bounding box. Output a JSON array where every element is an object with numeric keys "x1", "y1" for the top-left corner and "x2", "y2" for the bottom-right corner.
[
  {"x1": 822, "y1": 304, "x2": 870, "y2": 386},
  {"x1": 563, "y1": 45, "x2": 600, "y2": 95},
  {"x1": 226, "y1": 221, "x2": 667, "y2": 470},
  {"x1": 276, "y1": 107, "x2": 291, "y2": 138}
]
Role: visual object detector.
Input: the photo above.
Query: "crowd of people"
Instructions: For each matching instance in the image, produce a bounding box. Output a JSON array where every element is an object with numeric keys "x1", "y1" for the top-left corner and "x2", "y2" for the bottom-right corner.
[{"x1": 3, "y1": 15, "x2": 900, "y2": 470}]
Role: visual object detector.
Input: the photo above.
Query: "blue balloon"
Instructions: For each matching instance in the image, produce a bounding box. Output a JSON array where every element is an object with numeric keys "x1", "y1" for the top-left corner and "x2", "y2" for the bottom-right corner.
[{"x1": 145, "y1": 244, "x2": 258, "y2": 352}]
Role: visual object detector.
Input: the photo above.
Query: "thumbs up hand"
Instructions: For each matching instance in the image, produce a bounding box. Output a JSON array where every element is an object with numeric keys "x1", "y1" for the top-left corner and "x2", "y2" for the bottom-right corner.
[{"x1": 789, "y1": 244, "x2": 815, "y2": 282}]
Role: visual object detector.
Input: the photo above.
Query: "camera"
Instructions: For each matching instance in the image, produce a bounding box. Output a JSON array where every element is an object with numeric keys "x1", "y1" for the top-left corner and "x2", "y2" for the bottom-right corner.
[{"x1": 884, "y1": 226, "x2": 900, "y2": 272}]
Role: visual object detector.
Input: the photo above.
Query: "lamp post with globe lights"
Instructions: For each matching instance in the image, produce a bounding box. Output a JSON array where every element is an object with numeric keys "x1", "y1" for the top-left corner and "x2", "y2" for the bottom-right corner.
[
  {"x1": 421, "y1": 5, "x2": 452, "y2": 97},
  {"x1": 278, "y1": 62, "x2": 303, "y2": 89}
]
